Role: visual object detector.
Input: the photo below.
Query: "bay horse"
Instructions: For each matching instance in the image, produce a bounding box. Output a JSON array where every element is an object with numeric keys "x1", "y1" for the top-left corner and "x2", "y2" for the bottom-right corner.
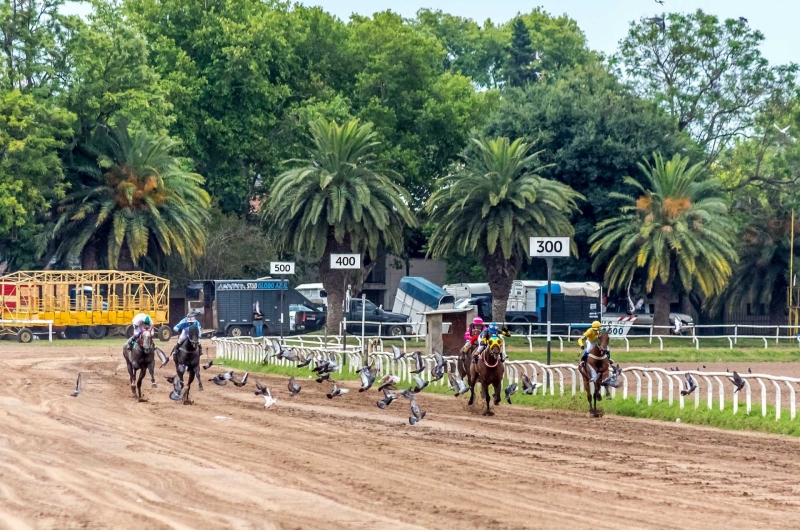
[
  {"x1": 457, "y1": 340, "x2": 475, "y2": 381},
  {"x1": 172, "y1": 327, "x2": 202, "y2": 404},
  {"x1": 124, "y1": 327, "x2": 156, "y2": 402},
  {"x1": 468, "y1": 343, "x2": 505, "y2": 416},
  {"x1": 578, "y1": 330, "x2": 612, "y2": 417}
]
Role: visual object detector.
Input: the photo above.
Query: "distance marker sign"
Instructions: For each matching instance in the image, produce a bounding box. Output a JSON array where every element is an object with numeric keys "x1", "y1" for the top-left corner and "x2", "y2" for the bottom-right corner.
[
  {"x1": 330, "y1": 254, "x2": 360, "y2": 269},
  {"x1": 270, "y1": 262, "x2": 295, "y2": 275},
  {"x1": 529, "y1": 237, "x2": 571, "y2": 258}
]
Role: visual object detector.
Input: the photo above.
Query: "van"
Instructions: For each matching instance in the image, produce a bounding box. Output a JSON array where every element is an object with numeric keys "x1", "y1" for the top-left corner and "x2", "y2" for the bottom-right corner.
[{"x1": 295, "y1": 283, "x2": 327, "y2": 308}]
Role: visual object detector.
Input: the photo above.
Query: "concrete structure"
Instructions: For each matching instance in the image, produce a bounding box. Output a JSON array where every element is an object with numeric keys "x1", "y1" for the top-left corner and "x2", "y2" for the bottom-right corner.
[{"x1": 422, "y1": 307, "x2": 476, "y2": 356}]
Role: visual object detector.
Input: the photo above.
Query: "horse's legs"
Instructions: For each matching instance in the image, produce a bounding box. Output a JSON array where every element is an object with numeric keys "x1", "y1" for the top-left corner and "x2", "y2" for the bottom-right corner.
[
  {"x1": 195, "y1": 362, "x2": 204, "y2": 391},
  {"x1": 493, "y1": 380, "x2": 501, "y2": 406},
  {"x1": 183, "y1": 367, "x2": 196, "y2": 405},
  {"x1": 482, "y1": 381, "x2": 492, "y2": 416},
  {"x1": 136, "y1": 367, "x2": 148, "y2": 402},
  {"x1": 149, "y1": 360, "x2": 157, "y2": 388},
  {"x1": 467, "y1": 366, "x2": 476, "y2": 406}
]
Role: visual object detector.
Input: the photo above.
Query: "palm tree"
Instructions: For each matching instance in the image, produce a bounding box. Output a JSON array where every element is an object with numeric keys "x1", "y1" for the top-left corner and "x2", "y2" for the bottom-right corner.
[
  {"x1": 590, "y1": 153, "x2": 737, "y2": 329},
  {"x1": 55, "y1": 122, "x2": 210, "y2": 271},
  {"x1": 425, "y1": 137, "x2": 582, "y2": 322},
  {"x1": 263, "y1": 118, "x2": 415, "y2": 333}
]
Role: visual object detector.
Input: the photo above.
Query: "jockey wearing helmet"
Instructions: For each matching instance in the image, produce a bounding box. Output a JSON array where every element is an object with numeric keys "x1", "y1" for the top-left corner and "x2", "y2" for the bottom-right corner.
[
  {"x1": 127, "y1": 313, "x2": 152, "y2": 351},
  {"x1": 172, "y1": 310, "x2": 202, "y2": 356},
  {"x1": 578, "y1": 321, "x2": 602, "y2": 365}
]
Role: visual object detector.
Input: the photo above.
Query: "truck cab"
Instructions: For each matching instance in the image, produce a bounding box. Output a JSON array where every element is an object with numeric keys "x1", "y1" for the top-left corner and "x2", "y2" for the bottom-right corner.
[{"x1": 346, "y1": 298, "x2": 411, "y2": 336}]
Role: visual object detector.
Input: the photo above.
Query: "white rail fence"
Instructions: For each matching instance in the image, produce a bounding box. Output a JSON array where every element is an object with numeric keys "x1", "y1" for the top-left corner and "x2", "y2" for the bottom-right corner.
[{"x1": 213, "y1": 337, "x2": 800, "y2": 422}]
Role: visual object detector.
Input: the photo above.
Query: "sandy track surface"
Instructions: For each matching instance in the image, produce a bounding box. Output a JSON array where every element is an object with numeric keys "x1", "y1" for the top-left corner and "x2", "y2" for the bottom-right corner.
[{"x1": 2, "y1": 344, "x2": 800, "y2": 529}]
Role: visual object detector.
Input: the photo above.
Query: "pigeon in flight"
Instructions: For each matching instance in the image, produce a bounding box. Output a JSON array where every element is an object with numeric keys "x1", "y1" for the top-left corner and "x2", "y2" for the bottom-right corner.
[
  {"x1": 169, "y1": 377, "x2": 183, "y2": 401},
  {"x1": 411, "y1": 375, "x2": 429, "y2": 393},
  {"x1": 359, "y1": 365, "x2": 378, "y2": 392},
  {"x1": 681, "y1": 373, "x2": 697, "y2": 396},
  {"x1": 654, "y1": 0, "x2": 664, "y2": 5},
  {"x1": 505, "y1": 383, "x2": 518, "y2": 404},
  {"x1": 263, "y1": 388, "x2": 277, "y2": 409},
  {"x1": 534, "y1": 50, "x2": 542, "y2": 61},
  {"x1": 315, "y1": 372, "x2": 331, "y2": 384},
  {"x1": 232, "y1": 372, "x2": 249, "y2": 387},
  {"x1": 287, "y1": 376, "x2": 301, "y2": 397},
  {"x1": 254, "y1": 379, "x2": 269, "y2": 396},
  {"x1": 729, "y1": 371, "x2": 746, "y2": 393},
  {"x1": 296, "y1": 352, "x2": 313, "y2": 368},
  {"x1": 448, "y1": 373, "x2": 470, "y2": 397},
  {"x1": 431, "y1": 351, "x2": 445, "y2": 381},
  {"x1": 155, "y1": 348, "x2": 170, "y2": 368},
  {"x1": 211, "y1": 371, "x2": 234, "y2": 386},
  {"x1": 202, "y1": 359, "x2": 213, "y2": 370},
  {"x1": 646, "y1": 16, "x2": 665, "y2": 31},
  {"x1": 521, "y1": 374, "x2": 540, "y2": 395},
  {"x1": 410, "y1": 351, "x2": 425, "y2": 374},
  {"x1": 378, "y1": 374, "x2": 400, "y2": 392},
  {"x1": 71, "y1": 373, "x2": 82, "y2": 397},
  {"x1": 327, "y1": 384, "x2": 349, "y2": 399},
  {"x1": 377, "y1": 388, "x2": 396, "y2": 409},
  {"x1": 391, "y1": 345, "x2": 406, "y2": 361},
  {"x1": 739, "y1": 16, "x2": 748, "y2": 23},
  {"x1": 408, "y1": 398, "x2": 426, "y2": 425},
  {"x1": 774, "y1": 124, "x2": 791, "y2": 135},
  {"x1": 164, "y1": 375, "x2": 176, "y2": 384}
]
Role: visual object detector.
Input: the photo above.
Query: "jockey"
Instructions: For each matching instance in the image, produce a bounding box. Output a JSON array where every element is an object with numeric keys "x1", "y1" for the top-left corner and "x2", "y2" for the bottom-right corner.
[
  {"x1": 127, "y1": 313, "x2": 152, "y2": 351},
  {"x1": 172, "y1": 311, "x2": 202, "y2": 356},
  {"x1": 463, "y1": 316, "x2": 485, "y2": 351},
  {"x1": 578, "y1": 321, "x2": 602, "y2": 365}
]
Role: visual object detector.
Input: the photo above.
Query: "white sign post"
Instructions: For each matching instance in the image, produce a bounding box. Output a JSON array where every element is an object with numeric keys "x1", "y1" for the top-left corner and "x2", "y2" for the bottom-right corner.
[
  {"x1": 529, "y1": 237, "x2": 572, "y2": 370},
  {"x1": 270, "y1": 261, "x2": 295, "y2": 339},
  {"x1": 330, "y1": 253, "x2": 361, "y2": 358}
]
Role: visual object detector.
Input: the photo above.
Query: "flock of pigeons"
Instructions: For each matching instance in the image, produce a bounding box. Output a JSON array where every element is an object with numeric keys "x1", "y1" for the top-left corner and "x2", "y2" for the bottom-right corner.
[{"x1": 666, "y1": 366, "x2": 750, "y2": 397}]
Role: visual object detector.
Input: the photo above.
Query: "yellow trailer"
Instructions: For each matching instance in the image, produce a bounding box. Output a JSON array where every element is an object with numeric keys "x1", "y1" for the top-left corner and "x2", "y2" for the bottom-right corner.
[{"x1": 0, "y1": 270, "x2": 171, "y2": 343}]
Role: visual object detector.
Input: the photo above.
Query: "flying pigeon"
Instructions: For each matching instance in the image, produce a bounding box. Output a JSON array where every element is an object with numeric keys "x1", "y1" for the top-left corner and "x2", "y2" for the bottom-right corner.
[
  {"x1": 296, "y1": 352, "x2": 313, "y2": 368},
  {"x1": 377, "y1": 388, "x2": 396, "y2": 409},
  {"x1": 211, "y1": 371, "x2": 234, "y2": 386},
  {"x1": 254, "y1": 378, "x2": 269, "y2": 396},
  {"x1": 378, "y1": 374, "x2": 400, "y2": 392},
  {"x1": 391, "y1": 345, "x2": 405, "y2": 361},
  {"x1": 729, "y1": 371, "x2": 746, "y2": 393},
  {"x1": 169, "y1": 377, "x2": 183, "y2": 401},
  {"x1": 646, "y1": 16, "x2": 665, "y2": 30},
  {"x1": 448, "y1": 373, "x2": 470, "y2": 397},
  {"x1": 263, "y1": 388, "x2": 277, "y2": 409},
  {"x1": 739, "y1": 16, "x2": 748, "y2": 23},
  {"x1": 202, "y1": 359, "x2": 213, "y2": 370},
  {"x1": 521, "y1": 374, "x2": 540, "y2": 395},
  {"x1": 654, "y1": 0, "x2": 664, "y2": 5},
  {"x1": 411, "y1": 375, "x2": 429, "y2": 393},
  {"x1": 164, "y1": 375, "x2": 176, "y2": 384},
  {"x1": 774, "y1": 124, "x2": 791, "y2": 135},
  {"x1": 431, "y1": 351, "x2": 445, "y2": 381},
  {"x1": 408, "y1": 398, "x2": 426, "y2": 425},
  {"x1": 534, "y1": 50, "x2": 542, "y2": 61},
  {"x1": 155, "y1": 348, "x2": 170, "y2": 368},
  {"x1": 681, "y1": 373, "x2": 697, "y2": 396},
  {"x1": 359, "y1": 365, "x2": 378, "y2": 392},
  {"x1": 327, "y1": 384, "x2": 349, "y2": 399},
  {"x1": 409, "y1": 351, "x2": 425, "y2": 374},
  {"x1": 315, "y1": 372, "x2": 331, "y2": 384},
  {"x1": 71, "y1": 373, "x2": 82, "y2": 397},
  {"x1": 287, "y1": 377, "x2": 301, "y2": 397},
  {"x1": 232, "y1": 372, "x2": 249, "y2": 387},
  {"x1": 505, "y1": 383, "x2": 518, "y2": 404}
]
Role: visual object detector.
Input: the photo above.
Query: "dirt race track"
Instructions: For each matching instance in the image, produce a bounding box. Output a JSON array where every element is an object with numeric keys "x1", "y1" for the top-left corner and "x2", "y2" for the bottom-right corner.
[{"x1": 2, "y1": 343, "x2": 800, "y2": 529}]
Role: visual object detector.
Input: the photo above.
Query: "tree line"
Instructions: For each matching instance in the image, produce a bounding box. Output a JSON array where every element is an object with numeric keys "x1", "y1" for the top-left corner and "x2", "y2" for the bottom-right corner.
[{"x1": 1, "y1": 1, "x2": 798, "y2": 332}]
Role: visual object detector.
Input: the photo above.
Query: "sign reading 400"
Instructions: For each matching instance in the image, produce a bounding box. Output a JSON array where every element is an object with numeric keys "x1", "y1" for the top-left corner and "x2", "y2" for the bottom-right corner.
[{"x1": 330, "y1": 254, "x2": 360, "y2": 270}]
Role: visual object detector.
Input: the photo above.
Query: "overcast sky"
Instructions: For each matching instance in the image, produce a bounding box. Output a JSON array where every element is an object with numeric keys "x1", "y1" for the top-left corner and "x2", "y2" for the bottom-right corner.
[{"x1": 65, "y1": 0, "x2": 799, "y2": 66}]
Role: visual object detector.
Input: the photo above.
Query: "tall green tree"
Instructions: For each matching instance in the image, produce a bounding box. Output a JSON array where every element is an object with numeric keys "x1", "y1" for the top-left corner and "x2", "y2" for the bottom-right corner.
[
  {"x1": 263, "y1": 118, "x2": 415, "y2": 333},
  {"x1": 505, "y1": 17, "x2": 537, "y2": 87},
  {"x1": 590, "y1": 153, "x2": 737, "y2": 328},
  {"x1": 54, "y1": 122, "x2": 210, "y2": 271},
  {"x1": 425, "y1": 137, "x2": 582, "y2": 322}
]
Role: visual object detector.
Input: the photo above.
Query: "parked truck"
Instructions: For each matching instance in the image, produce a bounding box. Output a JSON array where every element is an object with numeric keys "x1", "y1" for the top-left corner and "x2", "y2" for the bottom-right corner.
[{"x1": 391, "y1": 277, "x2": 454, "y2": 335}]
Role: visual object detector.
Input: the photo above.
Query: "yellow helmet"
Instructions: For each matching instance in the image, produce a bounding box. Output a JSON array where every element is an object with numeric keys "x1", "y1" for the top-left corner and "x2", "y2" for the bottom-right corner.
[{"x1": 592, "y1": 321, "x2": 601, "y2": 329}]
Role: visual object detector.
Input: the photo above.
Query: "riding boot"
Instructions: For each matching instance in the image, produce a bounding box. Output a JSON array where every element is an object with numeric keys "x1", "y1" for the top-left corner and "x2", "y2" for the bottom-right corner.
[
  {"x1": 472, "y1": 353, "x2": 478, "y2": 364},
  {"x1": 172, "y1": 338, "x2": 185, "y2": 356},
  {"x1": 580, "y1": 351, "x2": 588, "y2": 366}
]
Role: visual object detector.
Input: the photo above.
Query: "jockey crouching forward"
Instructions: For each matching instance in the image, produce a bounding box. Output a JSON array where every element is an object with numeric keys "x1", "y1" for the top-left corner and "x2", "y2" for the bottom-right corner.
[
  {"x1": 172, "y1": 311, "x2": 202, "y2": 358},
  {"x1": 473, "y1": 323, "x2": 511, "y2": 363},
  {"x1": 578, "y1": 321, "x2": 612, "y2": 366},
  {"x1": 463, "y1": 317, "x2": 485, "y2": 355},
  {"x1": 126, "y1": 313, "x2": 152, "y2": 352}
]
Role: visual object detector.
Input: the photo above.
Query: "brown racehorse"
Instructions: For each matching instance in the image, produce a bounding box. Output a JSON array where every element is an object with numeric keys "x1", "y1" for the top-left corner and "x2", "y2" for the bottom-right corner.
[
  {"x1": 468, "y1": 344, "x2": 505, "y2": 416},
  {"x1": 578, "y1": 330, "x2": 612, "y2": 417},
  {"x1": 457, "y1": 341, "x2": 475, "y2": 380},
  {"x1": 124, "y1": 327, "x2": 155, "y2": 402}
]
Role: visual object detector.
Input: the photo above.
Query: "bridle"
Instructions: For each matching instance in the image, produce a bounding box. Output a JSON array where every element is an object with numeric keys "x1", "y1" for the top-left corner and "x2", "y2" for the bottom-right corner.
[{"x1": 481, "y1": 346, "x2": 501, "y2": 368}]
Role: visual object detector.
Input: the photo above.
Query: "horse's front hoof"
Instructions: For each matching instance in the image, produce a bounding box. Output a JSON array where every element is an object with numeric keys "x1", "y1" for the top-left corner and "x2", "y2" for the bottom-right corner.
[
  {"x1": 138, "y1": 397, "x2": 148, "y2": 403},
  {"x1": 483, "y1": 410, "x2": 494, "y2": 416},
  {"x1": 198, "y1": 385, "x2": 204, "y2": 392},
  {"x1": 595, "y1": 394, "x2": 603, "y2": 402},
  {"x1": 183, "y1": 399, "x2": 193, "y2": 405}
]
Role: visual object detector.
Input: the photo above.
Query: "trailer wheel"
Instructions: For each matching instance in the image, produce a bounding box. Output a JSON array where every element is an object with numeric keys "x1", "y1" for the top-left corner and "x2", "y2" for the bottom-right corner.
[
  {"x1": 509, "y1": 323, "x2": 528, "y2": 335},
  {"x1": 125, "y1": 325, "x2": 135, "y2": 338},
  {"x1": 87, "y1": 325, "x2": 107, "y2": 339},
  {"x1": 388, "y1": 325, "x2": 404, "y2": 337},
  {"x1": 227, "y1": 325, "x2": 245, "y2": 338},
  {"x1": 157, "y1": 326, "x2": 172, "y2": 342},
  {"x1": 17, "y1": 328, "x2": 33, "y2": 343}
]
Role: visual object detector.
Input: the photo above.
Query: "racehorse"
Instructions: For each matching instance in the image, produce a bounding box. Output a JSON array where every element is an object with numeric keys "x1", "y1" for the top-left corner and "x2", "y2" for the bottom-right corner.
[
  {"x1": 457, "y1": 341, "x2": 475, "y2": 380},
  {"x1": 468, "y1": 342, "x2": 505, "y2": 416},
  {"x1": 578, "y1": 330, "x2": 611, "y2": 417},
  {"x1": 124, "y1": 328, "x2": 156, "y2": 402},
  {"x1": 172, "y1": 327, "x2": 202, "y2": 404}
]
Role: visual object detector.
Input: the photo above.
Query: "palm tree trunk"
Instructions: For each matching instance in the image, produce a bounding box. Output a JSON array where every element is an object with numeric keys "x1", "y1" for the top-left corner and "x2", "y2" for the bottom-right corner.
[
  {"x1": 81, "y1": 239, "x2": 99, "y2": 270},
  {"x1": 483, "y1": 250, "x2": 522, "y2": 323},
  {"x1": 652, "y1": 275, "x2": 672, "y2": 331},
  {"x1": 118, "y1": 242, "x2": 135, "y2": 271},
  {"x1": 319, "y1": 232, "x2": 352, "y2": 334}
]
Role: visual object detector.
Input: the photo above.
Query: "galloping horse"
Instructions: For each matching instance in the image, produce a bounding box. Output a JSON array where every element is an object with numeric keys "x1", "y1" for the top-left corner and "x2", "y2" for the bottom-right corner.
[
  {"x1": 124, "y1": 328, "x2": 156, "y2": 402},
  {"x1": 468, "y1": 342, "x2": 505, "y2": 416},
  {"x1": 578, "y1": 330, "x2": 612, "y2": 417},
  {"x1": 172, "y1": 327, "x2": 202, "y2": 404},
  {"x1": 457, "y1": 341, "x2": 475, "y2": 381}
]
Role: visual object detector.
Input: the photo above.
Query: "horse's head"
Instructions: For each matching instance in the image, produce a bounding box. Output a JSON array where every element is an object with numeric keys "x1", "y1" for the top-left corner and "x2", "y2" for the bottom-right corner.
[
  {"x1": 140, "y1": 328, "x2": 154, "y2": 350},
  {"x1": 188, "y1": 326, "x2": 200, "y2": 345},
  {"x1": 597, "y1": 329, "x2": 610, "y2": 352}
]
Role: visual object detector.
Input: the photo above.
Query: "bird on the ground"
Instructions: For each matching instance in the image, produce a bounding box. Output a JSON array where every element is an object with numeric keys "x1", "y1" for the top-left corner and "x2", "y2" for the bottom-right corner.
[
  {"x1": 729, "y1": 371, "x2": 746, "y2": 393},
  {"x1": 646, "y1": 16, "x2": 665, "y2": 30},
  {"x1": 774, "y1": 124, "x2": 791, "y2": 135},
  {"x1": 254, "y1": 379, "x2": 269, "y2": 396},
  {"x1": 156, "y1": 348, "x2": 170, "y2": 368},
  {"x1": 410, "y1": 351, "x2": 425, "y2": 374},
  {"x1": 377, "y1": 388, "x2": 396, "y2": 409},
  {"x1": 202, "y1": 359, "x2": 213, "y2": 370},
  {"x1": 703, "y1": 365, "x2": 706, "y2": 369},
  {"x1": 263, "y1": 388, "x2": 277, "y2": 409},
  {"x1": 288, "y1": 376, "x2": 301, "y2": 397},
  {"x1": 327, "y1": 384, "x2": 349, "y2": 399},
  {"x1": 170, "y1": 377, "x2": 183, "y2": 401},
  {"x1": 211, "y1": 371, "x2": 234, "y2": 386},
  {"x1": 412, "y1": 375, "x2": 429, "y2": 393},
  {"x1": 505, "y1": 383, "x2": 518, "y2": 404},
  {"x1": 359, "y1": 365, "x2": 378, "y2": 392},
  {"x1": 71, "y1": 373, "x2": 82, "y2": 397},
  {"x1": 748, "y1": 367, "x2": 752, "y2": 374},
  {"x1": 378, "y1": 374, "x2": 400, "y2": 392},
  {"x1": 739, "y1": 16, "x2": 748, "y2": 23},
  {"x1": 448, "y1": 373, "x2": 470, "y2": 397},
  {"x1": 681, "y1": 373, "x2": 697, "y2": 396},
  {"x1": 409, "y1": 398, "x2": 426, "y2": 425},
  {"x1": 232, "y1": 372, "x2": 249, "y2": 387},
  {"x1": 521, "y1": 374, "x2": 540, "y2": 395},
  {"x1": 431, "y1": 351, "x2": 445, "y2": 381},
  {"x1": 391, "y1": 345, "x2": 405, "y2": 361}
]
